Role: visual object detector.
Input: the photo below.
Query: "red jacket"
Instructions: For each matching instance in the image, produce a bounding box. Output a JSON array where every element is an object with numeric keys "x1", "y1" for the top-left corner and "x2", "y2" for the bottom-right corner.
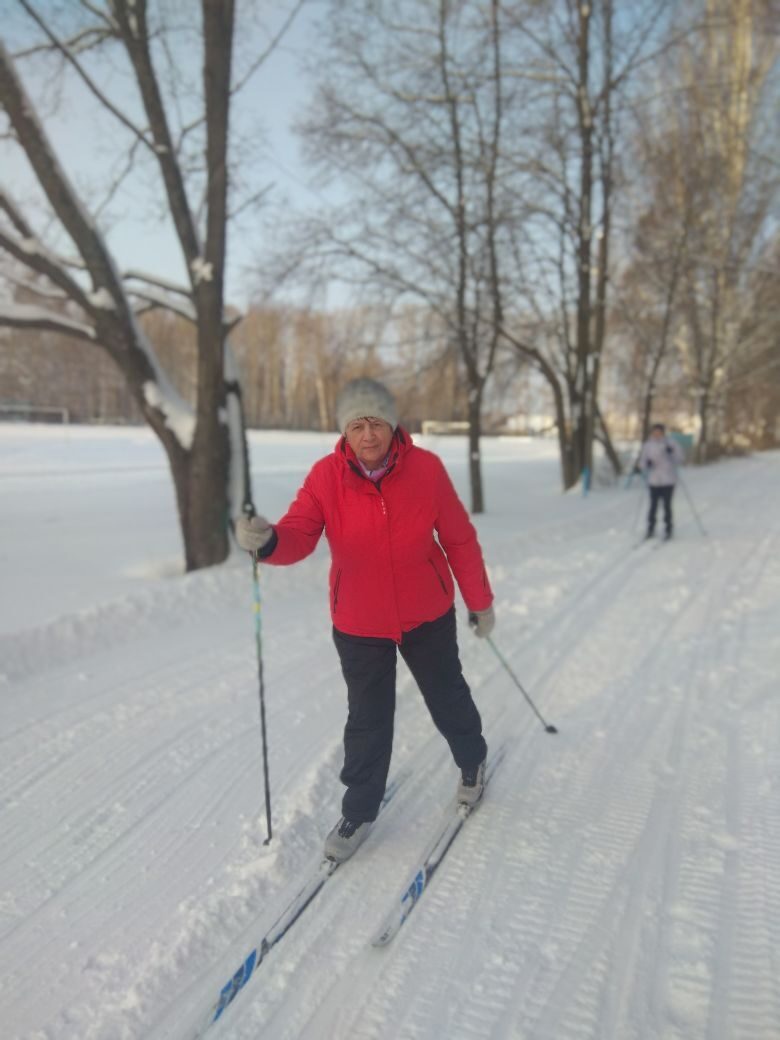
[{"x1": 261, "y1": 428, "x2": 493, "y2": 641}]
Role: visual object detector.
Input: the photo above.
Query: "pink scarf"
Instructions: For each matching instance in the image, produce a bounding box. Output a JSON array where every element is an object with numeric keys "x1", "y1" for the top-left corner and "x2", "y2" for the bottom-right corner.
[{"x1": 358, "y1": 454, "x2": 391, "y2": 482}]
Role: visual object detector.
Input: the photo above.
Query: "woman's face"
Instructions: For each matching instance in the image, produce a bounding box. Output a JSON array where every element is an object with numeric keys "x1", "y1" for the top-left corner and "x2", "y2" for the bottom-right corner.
[{"x1": 345, "y1": 418, "x2": 394, "y2": 468}]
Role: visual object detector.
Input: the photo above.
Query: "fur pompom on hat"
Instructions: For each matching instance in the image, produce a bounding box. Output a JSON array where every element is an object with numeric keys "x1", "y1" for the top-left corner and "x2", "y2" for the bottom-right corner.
[{"x1": 336, "y1": 378, "x2": 398, "y2": 432}]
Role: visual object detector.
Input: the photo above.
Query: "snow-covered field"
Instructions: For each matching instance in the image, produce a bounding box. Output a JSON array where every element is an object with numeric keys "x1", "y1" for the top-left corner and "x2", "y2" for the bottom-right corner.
[{"x1": 1, "y1": 424, "x2": 778, "y2": 1040}]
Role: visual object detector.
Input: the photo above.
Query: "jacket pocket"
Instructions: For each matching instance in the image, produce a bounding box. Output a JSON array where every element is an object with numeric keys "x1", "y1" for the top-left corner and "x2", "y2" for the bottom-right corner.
[
  {"x1": 428, "y1": 557, "x2": 448, "y2": 596},
  {"x1": 333, "y1": 568, "x2": 342, "y2": 612}
]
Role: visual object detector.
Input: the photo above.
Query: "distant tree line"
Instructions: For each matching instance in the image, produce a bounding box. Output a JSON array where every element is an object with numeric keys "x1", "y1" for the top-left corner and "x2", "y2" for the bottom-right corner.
[
  {"x1": 4, "y1": 280, "x2": 777, "y2": 457},
  {"x1": 0, "y1": 298, "x2": 509, "y2": 432}
]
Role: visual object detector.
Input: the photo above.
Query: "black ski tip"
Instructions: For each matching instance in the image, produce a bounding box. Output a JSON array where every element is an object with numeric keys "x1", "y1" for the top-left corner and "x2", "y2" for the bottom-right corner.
[{"x1": 545, "y1": 724, "x2": 559, "y2": 734}]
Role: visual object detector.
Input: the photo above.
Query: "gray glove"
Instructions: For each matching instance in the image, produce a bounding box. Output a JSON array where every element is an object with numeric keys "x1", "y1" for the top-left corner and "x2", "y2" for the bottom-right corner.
[
  {"x1": 235, "y1": 514, "x2": 274, "y2": 553},
  {"x1": 469, "y1": 605, "x2": 495, "y2": 639}
]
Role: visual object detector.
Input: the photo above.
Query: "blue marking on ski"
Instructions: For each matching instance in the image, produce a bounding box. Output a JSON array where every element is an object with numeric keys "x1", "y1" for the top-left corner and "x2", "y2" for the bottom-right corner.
[
  {"x1": 371, "y1": 747, "x2": 506, "y2": 947},
  {"x1": 213, "y1": 949, "x2": 257, "y2": 1022}
]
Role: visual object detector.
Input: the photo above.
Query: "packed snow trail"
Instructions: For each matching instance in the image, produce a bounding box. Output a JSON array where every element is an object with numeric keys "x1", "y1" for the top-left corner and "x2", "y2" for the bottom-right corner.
[{"x1": 1, "y1": 427, "x2": 778, "y2": 1040}]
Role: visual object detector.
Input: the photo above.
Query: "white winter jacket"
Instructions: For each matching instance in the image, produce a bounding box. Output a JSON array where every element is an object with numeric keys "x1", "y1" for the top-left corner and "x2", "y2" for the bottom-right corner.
[{"x1": 638, "y1": 437, "x2": 684, "y2": 487}]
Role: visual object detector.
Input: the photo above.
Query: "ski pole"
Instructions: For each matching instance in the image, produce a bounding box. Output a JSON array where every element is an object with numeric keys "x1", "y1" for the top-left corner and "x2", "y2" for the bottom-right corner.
[
  {"x1": 677, "y1": 472, "x2": 707, "y2": 537},
  {"x1": 243, "y1": 505, "x2": 273, "y2": 845},
  {"x1": 484, "y1": 635, "x2": 558, "y2": 734}
]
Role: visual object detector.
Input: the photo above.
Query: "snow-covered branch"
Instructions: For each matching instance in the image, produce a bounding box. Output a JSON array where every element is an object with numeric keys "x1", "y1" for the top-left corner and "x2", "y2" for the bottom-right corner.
[
  {"x1": 141, "y1": 374, "x2": 196, "y2": 451},
  {"x1": 0, "y1": 192, "x2": 93, "y2": 312},
  {"x1": 123, "y1": 268, "x2": 192, "y2": 299},
  {"x1": 127, "y1": 285, "x2": 197, "y2": 323},
  {"x1": 0, "y1": 302, "x2": 96, "y2": 341},
  {"x1": 1, "y1": 272, "x2": 69, "y2": 305}
]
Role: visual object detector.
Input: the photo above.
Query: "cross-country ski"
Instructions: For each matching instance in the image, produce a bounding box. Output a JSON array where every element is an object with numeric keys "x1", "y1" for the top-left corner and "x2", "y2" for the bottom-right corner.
[{"x1": 371, "y1": 748, "x2": 506, "y2": 947}]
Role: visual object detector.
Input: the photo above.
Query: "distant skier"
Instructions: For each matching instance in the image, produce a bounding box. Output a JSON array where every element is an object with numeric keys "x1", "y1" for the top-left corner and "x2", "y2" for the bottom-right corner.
[
  {"x1": 235, "y1": 378, "x2": 495, "y2": 863},
  {"x1": 637, "y1": 423, "x2": 685, "y2": 540}
]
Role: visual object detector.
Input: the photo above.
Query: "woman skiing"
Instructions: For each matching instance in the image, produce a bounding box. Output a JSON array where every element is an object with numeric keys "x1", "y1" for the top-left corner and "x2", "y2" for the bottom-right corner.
[
  {"x1": 235, "y1": 378, "x2": 495, "y2": 862},
  {"x1": 638, "y1": 423, "x2": 685, "y2": 540}
]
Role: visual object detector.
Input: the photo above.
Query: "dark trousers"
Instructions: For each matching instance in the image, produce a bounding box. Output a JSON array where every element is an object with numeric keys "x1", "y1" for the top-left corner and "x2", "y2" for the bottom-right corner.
[
  {"x1": 648, "y1": 484, "x2": 675, "y2": 534},
  {"x1": 332, "y1": 607, "x2": 487, "y2": 823}
]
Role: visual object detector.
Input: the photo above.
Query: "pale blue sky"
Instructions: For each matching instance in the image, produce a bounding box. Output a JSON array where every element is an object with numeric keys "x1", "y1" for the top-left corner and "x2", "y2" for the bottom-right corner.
[{"x1": 1, "y1": 1, "x2": 324, "y2": 307}]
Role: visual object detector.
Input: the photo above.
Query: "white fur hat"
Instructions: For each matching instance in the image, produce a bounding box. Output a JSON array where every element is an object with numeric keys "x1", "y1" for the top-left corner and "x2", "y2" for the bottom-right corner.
[{"x1": 336, "y1": 378, "x2": 398, "y2": 432}]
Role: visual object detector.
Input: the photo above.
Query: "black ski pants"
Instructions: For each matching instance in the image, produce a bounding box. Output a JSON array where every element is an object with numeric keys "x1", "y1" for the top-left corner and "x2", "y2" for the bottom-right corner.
[
  {"x1": 648, "y1": 484, "x2": 675, "y2": 535},
  {"x1": 332, "y1": 606, "x2": 487, "y2": 823}
]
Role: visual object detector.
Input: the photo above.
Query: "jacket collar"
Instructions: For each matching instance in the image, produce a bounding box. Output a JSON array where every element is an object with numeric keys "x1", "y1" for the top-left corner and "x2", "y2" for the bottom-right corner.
[{"x1": 336, "y1": 426, "x2": 412, "y2": 489}]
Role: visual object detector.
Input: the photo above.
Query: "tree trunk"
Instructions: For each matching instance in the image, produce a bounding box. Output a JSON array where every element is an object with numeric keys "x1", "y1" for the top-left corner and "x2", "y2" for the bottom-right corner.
[
  {"x1": 596, "y1": 404, "x2": 622, "y2": 477},
  {"x1": 697, "y1": 391, "x2": 710, "y2": 463},
  {"x1": 182, "y1": 0, "x2": 236, "y2": 570},
  {"x1": 641, "y1": 382, "x2": 655, "y2": 445},
  {"x1": 467, "y1": 392, "x2": 484, "y2": 514},
  {"x1": 567, "y1": 374, "x2": 586, "y2": 482},
  {"x1": 500, "y1": 330, "x2": 577, "y2": 492},
  {"x1": 555, "y1": 385, "x2": 577, "y2": 490},
  {"x1": 573, "y1": 0, "x2": 594, "y2": 482}
]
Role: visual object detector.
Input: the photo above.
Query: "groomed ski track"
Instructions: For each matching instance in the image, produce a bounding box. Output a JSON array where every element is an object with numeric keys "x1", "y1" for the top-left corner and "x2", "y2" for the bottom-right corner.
[{"x1": 1, "y1": 429, "x2": 779, "y2": 1040}]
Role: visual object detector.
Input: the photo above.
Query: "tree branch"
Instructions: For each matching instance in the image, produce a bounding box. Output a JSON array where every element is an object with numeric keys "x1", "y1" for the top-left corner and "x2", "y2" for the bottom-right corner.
[
  {"x1": 122, "y1": 268, "x2": 192, "y2": 298},
  {"x1": 0, "y1": 192, "x2": 93, "y2": 311},
  {"x1": 0, "y1": 270, "x2": 69, "y2": 304},
  {"x1": 78, "y1": 0, "x2": 119, "y2": 33},
  {"x1": 126, "y1": 285, "x2": 197, "y2": 323},
  {"x1": 13, "y1": 25, "x2": 112, "y2": 60},
  {"x1": 112, "y1": 0, "x2": 201, "y2": 272},
  {"x1": 233, "y1": 0, "x2": 308, "y2": 96},
  {"x1": 0, "y1": 302, "x2": 96, "y2": 342},
  {"x1": 0, "y1": 40, "x2": 140, "y2": 328},
  {"x1": 176, "y1": 0, "x2": 308, "y2": 151},
  {"x1": 18, "y1": 1, "x2": 155, "y2": 153},
  {"x1": 93, "y1": 137, "x2": 144, "y2": 221}
]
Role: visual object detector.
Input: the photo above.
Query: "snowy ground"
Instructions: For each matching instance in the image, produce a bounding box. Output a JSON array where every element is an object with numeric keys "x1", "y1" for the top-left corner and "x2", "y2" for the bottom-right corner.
[{"x1": 1, "y1": 424, "x2": 779, "y2": 1040}]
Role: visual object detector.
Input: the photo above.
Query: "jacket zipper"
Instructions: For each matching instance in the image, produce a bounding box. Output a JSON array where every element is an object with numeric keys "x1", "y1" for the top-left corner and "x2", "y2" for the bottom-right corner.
[{"x1": 333, "y1": 568, "x2": 342, "y2": 611}]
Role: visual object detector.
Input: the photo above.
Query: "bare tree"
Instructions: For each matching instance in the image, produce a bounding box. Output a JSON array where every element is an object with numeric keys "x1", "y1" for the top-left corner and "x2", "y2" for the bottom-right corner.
[
  {"x1": 720, "y1": 236, "x2": 780, "y2": 450},
  {"x1": 0, "y1": 1, "x2": 300, "y2": 569},
  {"x1": 494, "y1": 0, "x2": 676, "y2": 488},
  {"x1": 613, "y1": 140, "x2": 693, "y2": 445},
  {"x1": 289, "y1": 0, "x2": 510, "y2": 512},
  {"x1": 598, "y1": 0, "x2": 779, "y2": 461},
  {"x1": 670, "y1": 0, "x2": 778, "y2": 459}
]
